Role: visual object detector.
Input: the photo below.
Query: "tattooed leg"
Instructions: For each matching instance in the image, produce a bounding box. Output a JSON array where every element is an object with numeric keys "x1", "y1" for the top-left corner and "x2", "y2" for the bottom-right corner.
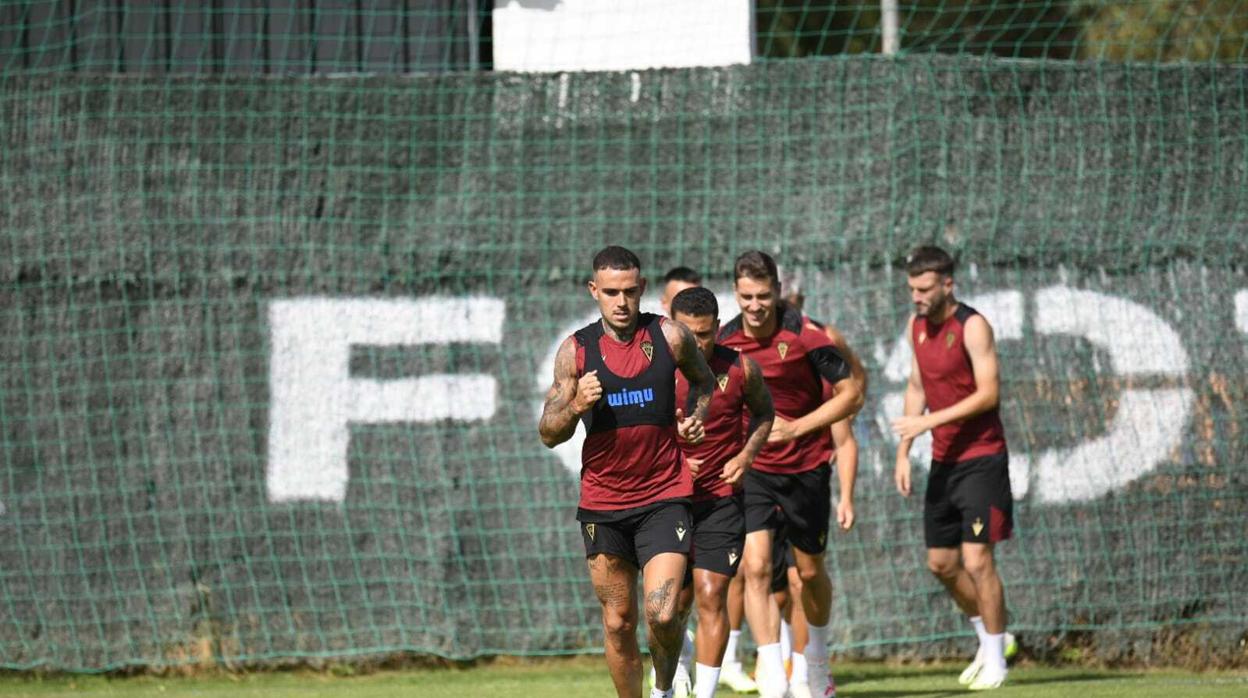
[
  {"x1": 643, "y1": 552, "x2": 688, "y2": 691},
  {"x1": 588, "y1": 554, "x2": 641, "y2": 698}
]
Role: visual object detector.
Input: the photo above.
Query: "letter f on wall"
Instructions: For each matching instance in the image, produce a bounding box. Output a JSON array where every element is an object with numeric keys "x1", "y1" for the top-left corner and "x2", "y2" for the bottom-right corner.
[{"x1": 267, "y1": 297, "x2": 504, "y2": 503}]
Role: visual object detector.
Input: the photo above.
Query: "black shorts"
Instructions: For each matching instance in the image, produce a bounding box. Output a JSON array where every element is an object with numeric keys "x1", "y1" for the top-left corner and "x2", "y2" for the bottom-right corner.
[
  {"x1": 689, "y1": 493, "x2": 746, "y2": 578},
  {"x1": 770, "y1": 526, "x2": 796, "y2": 593},
  {"x1": 744, "y1": 464, "x2": 831, "y2": 555},
  {"x1": 924, "y1": 452, "x2": 1014, "y2": 548},
  {"x1": 578, "y1": 499, "x2": 692, "y2": 569}
]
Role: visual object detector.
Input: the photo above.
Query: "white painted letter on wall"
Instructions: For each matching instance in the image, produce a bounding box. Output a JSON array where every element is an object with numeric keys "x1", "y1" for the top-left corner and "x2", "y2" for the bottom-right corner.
[{"x1": 267, "y1": 297, "x2": 504, "y2": 503}]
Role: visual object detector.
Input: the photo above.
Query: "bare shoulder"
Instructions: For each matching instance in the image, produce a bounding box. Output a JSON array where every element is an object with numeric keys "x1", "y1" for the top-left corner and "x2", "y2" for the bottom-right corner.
[
  {"x1": 660, "y1": 316, "x2": 693, "y2": 352},
  {"x1": 552, "y1": 335, "x2": 579, "y2": 378},
  {"x1": 962, "y1": 312, "x2": 996, "y2": 348}
]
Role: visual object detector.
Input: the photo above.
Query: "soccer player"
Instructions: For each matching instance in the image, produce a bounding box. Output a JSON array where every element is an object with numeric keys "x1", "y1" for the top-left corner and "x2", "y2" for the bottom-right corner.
[
  {"x1": 765, "y1": 288, "x2": 862, "y2": 698},
  {"x1": 892, "y1": 245, "x2": 1015, "y2": 691},
  {"x1": 669, "y1": 287, "x2": 774, "y2": 698},
  {"x1": 772, "y1": 416, "x2": 857, "y2": 698},
  {"x1": 660, "y1": 266, "x2": 703, "y2": 315},
  {"x1": 539, "y1": 246, "x2": 717, "y2": 698},
  {"x1": 719, "y1": 251, "x2": 865, "y2": 698}
]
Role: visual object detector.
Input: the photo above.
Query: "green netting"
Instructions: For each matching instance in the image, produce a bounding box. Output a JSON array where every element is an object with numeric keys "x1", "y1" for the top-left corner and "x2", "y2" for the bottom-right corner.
[{"x1": 0, "y1": 1, "x2": 1246, "y2": 673}]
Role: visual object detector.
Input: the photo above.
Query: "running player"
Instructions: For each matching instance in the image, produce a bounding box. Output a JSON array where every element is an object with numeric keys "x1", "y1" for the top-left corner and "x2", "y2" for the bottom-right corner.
[
  {"x1": 539, "y1": 246, "x2": 717, "y2": 698},
  {"x1": 660, "y1": 266, "x2": 703, "y2": 315},
  {"x1": 670, "y1": 287, "x2": 774, "y2": 698},
  {"x1": 767, "y1": 287, "x2": 863, "y2": 698},
  {"x1": 719, "y1": 251, "x2": 865, "y2": 698},
  {"x1": 892, "y1": 245, "x2": 1015, "y2": 691}
]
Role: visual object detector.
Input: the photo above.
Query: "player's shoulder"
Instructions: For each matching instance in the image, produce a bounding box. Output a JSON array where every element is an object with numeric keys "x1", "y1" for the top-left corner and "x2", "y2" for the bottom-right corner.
[
  {"x1": 712, "y1": 343, "x2": 743, "y2": 368},
  {"x1": 955, "y1": 304, "x2": 993, "y2": 333},
  {"x1": 954, "y1": 303, "x2": 980, "y2": 324},
  {"x1": 718, "y1": 313, "x2": 745, "y2": 342},
  {"x1": 794, "y1": 313, "x2": 835, "y2": 349}
]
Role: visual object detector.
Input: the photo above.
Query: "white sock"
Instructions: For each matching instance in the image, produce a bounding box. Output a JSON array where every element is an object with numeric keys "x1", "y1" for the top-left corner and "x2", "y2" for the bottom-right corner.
[
  {"x1": 983, "y1": 632, "x2": 1007, "y2": 671},
  {"x1": 779, "y1": 619, "x2": 793, "y2": 662},
  {"x1": 790, "y1": 651, "x2": 809, "y2": 685},
  {"x1": 969, "y1": 615, "x2": 988, "y2": 653},
  {"x1": 805, "y1": 622, "x2": 830, "y2": 678},
  {"x1": 650, "y1": 688, "x2": 673, "y2": 698},
  {"x1": 724, "y1": 629, "x2": 741, "y2": 667},
  {"x1": 756, "y1": 642, "x2": 789, "y2": 693},
  {"x1": 678, "y1": 629, "x2": 695, "y2": 676},
  {"x1": 694, "y1": 663, "x2": 720, "y2": 698}
]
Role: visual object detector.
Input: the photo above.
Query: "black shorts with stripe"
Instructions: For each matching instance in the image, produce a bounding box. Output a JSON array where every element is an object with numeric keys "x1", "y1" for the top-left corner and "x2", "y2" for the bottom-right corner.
[
  {"x1": 689, "y1": 493, "x2": 746, "y2": 578},
  {"x1": 578, "y1": 498, "x2": 692, "y2": 569},
  {"x1": 924, "y1": 452, "x2": 1014, "y2": 548}
]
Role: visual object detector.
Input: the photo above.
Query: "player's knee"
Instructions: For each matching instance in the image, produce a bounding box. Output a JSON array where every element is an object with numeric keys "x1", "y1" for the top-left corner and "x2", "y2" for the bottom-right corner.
[
  {"x1": 644, "y1": 605, "x2": 680, "y2": 633},
  {"x1": 793, "y1": 555, "x2": 826, "y2": 586},
  {"x1": 962, "y1": 552, "x2": 995, "y2": 579},
  {"x1": 601, "y1": 606, "x2": 636, "y2": 637},
  {"x1": 742, "y1": 556, "x2": 770, "y2": 586},
  {"x1": 695, "y1": 577, "x2": 729, "y2": 611},
  {"x1": 926, "y1": 556, "x2": 960, "y2": 579}
]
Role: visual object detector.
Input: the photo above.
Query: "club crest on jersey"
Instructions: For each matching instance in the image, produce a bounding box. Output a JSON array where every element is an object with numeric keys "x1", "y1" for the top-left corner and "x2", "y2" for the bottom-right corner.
[
  {"x1": 641, "y1": 341, "x2": 654, "y2": 361},
  {"x1": 606, "y1": 387, "x2": 654, "y2": 408},
  {"x1": 946, "y1": 332, "x2": 956, "y2": 348},
  {"x1": 716, "y1": 374, "x2": 730, "y2": 392},
  {"x1": 777, "y1": 341, "x2": 789, "y2": 359},
  {"x1": 585, "y1": 523, "x2": 596, "y2": 542}
]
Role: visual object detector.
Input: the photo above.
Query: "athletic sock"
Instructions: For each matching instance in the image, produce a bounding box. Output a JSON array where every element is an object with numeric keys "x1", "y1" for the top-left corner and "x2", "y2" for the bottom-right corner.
[
  {"x1": 805, "y1": 622, "x2": 830, "y2": 681},
  {"x1": 983, "y1": 632, "x2": 1007, "y2": 670},
  {"x1": 694, "y1": 664, "x2": 720, "y2": 698},
  {"x1": 756, "y1": 642, "x2": 788, "y2": 695},
  {"x1": 790, "y1": 651, "x2": 809, "y2": 685},
  {"x1": 678, "y1": 629, "x2": 695, "y2": 675},
  {"x1": 780, "y1": 619, "x2": 792, "y2": 663},
  {"x1": 724, "y1": 629, "x2": 741, "y2": 666},
  {"x1": 969, "y1": 615, "x2": 988, "y2": 652}
]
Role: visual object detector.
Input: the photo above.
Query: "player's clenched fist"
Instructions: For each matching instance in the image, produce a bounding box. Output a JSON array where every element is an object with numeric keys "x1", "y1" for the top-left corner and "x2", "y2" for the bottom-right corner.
[
  {"x1": 572, "y1": 370, "x2": 603, "y2": 413},
  {"x1": 675, "y1": 408, "x2": 705, "y2": 445}
]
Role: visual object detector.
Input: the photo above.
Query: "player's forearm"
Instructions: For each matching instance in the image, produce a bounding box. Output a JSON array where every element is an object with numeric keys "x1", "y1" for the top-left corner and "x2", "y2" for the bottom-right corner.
[
  {"x1": 685, "y1": 377, "x2": 714, "y2": 423},
  {"x1": 897, "y1": 383, "x2": 926, "y2": 456},
  {"x1": 793, "y1": 383, "x2": 863, "y2": 438},
  {"x1": 837, "y1": 448, "x2": 858, "y2": 503},
  {"x1": 923, "y1": 387, "x2": 998, "y2": 430},
  {"x1": 538, "y1": 404, "x2": 582, "y2": 447},
  {"x1": 738, "y1": 413, "x2": 774, "y2": 464}
]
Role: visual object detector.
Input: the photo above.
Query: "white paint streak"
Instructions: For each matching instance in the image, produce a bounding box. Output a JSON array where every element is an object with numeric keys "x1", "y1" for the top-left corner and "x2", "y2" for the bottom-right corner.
[
  {"x1": 630, "y1": 72, "x2": 641, "y2": 103},
  {"x1": 1034, "y1": 286, "x2": 1187, "y2": 375},
  {"x1": 267, "y1": 297, "x2": 504, "y2": 503},
  {"x1": 1236, "y1": 290, "x2": 1248, "y2": 335},
  {"x1": 1026, "y1": 389, "x2": 1191, "y2": 504}
]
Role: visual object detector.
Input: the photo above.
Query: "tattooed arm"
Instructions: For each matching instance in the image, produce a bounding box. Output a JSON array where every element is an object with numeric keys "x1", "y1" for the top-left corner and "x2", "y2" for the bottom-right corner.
[
  {"x1": 662, "y1": 319, "x2": 715, "y2": 424},
  {"x1": 720, "y1": 356, "x2": 775, "y2": 486},
  {"x1": 538, "y1": 337, "x2": 602, "y2": 448}
]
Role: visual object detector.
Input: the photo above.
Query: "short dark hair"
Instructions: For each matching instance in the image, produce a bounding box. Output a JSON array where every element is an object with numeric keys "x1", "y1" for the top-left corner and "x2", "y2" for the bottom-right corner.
[
  {"x1": 733, "y1": 250, "x2": 779, "y2": 287},
  {"x1": 592, "y1": 246, "x2": 642, "y2": 273},
  {"x1": 670, "y1": 287, "x2": 718, "y2": 319},
  {"x1": 663, "y1": 266, "x2": 702, "y2": 285},
  {"x1": 905, "y1": 245, "x2": 956, "y2": 277}
]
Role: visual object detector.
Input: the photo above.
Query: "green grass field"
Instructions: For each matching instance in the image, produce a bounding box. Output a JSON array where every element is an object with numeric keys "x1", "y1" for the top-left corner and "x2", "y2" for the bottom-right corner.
[{"x1": 3, "y1": 658, "x2": 1245, "y2": 698}]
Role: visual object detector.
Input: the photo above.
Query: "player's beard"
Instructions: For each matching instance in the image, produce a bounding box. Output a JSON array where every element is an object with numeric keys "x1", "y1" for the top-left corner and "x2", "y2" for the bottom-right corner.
[{"x1": 917, "y1": 292, "x2": 950, "y2": 319}]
